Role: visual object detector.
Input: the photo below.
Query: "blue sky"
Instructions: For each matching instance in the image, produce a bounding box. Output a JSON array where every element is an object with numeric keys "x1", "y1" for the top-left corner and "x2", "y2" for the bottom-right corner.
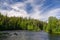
[{"x1": 0, "y1": 0, "x2": 60, "y2": 21}]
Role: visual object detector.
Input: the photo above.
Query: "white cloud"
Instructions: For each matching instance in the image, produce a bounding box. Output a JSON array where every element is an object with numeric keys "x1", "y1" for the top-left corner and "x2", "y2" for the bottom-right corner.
[
  {"x1": 0, "y1": 0, "x2": 44, "y2": 20},
  {"x1": 0, "y1": 1, "x2": 29, "y2": 18},
  {"x1": 11, "y1": 2, "x2": 25, "y2": 10},
  {"x1": 24, "y1": 0, "x2": 45, "y2": 20},
  {"x1": 40, "y1": 8, "x2": 60, "y2": 21},
  {"x1": 0, "y1": 0, "x2": 60, "y2": 21},
  {"x1": 0, "y1": 9, "x2": 29, "y2": 18}
]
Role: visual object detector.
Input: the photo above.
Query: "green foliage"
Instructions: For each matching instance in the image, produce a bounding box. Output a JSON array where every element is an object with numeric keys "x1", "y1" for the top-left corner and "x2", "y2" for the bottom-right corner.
[
  {"x1": 0, "y1": 13, "x2": 43, "y2": 31},
  {"x1": 0, "y1": 13, "x2": 60, "y2": 33},
  {"x1": 45, "y1": 16, "x2": 60, "y2": 33}
]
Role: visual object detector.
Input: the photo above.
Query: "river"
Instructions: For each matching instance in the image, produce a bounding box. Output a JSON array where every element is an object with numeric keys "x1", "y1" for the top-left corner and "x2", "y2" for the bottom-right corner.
[{"x1": 0, "y1": 30, "x2": 60, "y2": 40}]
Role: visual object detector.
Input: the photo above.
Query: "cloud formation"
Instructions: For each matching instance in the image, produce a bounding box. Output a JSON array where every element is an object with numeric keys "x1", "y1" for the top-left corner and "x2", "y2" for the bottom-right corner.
[{"x1": 0, "y1": 0, "x2": 60, "y2": 21}]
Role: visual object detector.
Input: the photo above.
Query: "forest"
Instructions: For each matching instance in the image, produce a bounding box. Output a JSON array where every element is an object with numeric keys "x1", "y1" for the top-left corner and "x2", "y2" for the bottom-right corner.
[{"x1": 0, "y1": 13, "x2": 60, "y2": 33}]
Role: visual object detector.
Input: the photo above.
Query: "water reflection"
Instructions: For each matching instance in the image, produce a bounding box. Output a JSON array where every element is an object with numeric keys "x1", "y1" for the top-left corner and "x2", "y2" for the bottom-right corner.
[
  {"x1": 0, "y1": 31, "x2": 60, "y2": 40},
  {"x1": 49, "y1": 34, "x2": 60, "y2": 40}
]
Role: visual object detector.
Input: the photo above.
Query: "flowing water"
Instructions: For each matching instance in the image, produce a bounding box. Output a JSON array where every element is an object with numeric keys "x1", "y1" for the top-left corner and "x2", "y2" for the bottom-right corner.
[{"x1": 0, "y1": 30, "x2": 60, "y2": 40}]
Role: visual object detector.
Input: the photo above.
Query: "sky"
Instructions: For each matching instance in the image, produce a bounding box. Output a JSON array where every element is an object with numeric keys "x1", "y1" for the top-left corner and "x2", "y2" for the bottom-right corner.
[{"x1": 0, "y1": 0, "x2": 60, "y2": 21}]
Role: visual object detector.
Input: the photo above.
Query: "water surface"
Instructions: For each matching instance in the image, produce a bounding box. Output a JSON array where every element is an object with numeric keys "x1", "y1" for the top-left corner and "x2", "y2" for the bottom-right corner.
[{"x1": 0, "y1": 30, "x2": 60, "y2": 40}]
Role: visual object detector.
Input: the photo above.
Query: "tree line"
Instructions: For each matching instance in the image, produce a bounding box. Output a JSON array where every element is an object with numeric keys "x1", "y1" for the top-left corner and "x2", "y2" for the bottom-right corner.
[
  {"x1": 0, "y1": 13, "x2": 44, "y2": 31},
  {"x1": 0, "y1": 13, "x2": 60, "y2": 33}
]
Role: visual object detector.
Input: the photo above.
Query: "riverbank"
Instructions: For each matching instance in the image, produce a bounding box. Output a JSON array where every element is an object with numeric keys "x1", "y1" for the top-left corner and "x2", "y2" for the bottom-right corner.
[{"x1": 0, "y1": 13, "x2": 60, "y2": 34}]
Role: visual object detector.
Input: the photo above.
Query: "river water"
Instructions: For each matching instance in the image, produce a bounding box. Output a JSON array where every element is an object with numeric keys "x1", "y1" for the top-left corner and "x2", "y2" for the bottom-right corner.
[{"x1": 0, "y1": 30, "x2": 60, "y2": 40}]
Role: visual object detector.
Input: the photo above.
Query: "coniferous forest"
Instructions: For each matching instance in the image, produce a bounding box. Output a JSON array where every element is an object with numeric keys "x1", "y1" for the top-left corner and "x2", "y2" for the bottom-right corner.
[{"x1": 0, "y1": 13, "x2": 60, "y2": 33}]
